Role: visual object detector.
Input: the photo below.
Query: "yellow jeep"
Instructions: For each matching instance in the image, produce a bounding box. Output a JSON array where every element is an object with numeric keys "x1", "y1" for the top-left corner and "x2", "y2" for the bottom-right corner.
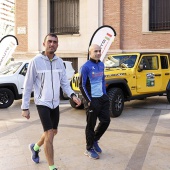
[{"x1": 70, "y1": 52, "x2": 170, "y2": 117}]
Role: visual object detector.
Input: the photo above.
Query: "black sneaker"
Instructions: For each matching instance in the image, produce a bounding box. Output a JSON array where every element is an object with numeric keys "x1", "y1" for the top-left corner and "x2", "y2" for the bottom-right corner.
[{"x1": 29, "y1": 143, "x2": 40, "y2": 163}]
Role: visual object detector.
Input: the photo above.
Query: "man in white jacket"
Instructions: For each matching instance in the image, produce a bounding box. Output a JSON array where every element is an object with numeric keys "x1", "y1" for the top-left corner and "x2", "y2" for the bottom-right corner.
[{"x1": 21, "y1": 33, "x2": 81, "y2": 170}]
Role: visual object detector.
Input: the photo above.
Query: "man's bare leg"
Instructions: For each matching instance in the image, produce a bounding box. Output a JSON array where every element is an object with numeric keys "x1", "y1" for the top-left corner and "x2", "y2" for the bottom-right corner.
[
  {"x1": 44, "y1": 129, "x2": 57, "y2": 166},
  {"x1": 37, "y1": 129, "x2": 57, "y2": 147},
  {"x1": 37, "y1": 133, "x2": 45, "y2": 147}
]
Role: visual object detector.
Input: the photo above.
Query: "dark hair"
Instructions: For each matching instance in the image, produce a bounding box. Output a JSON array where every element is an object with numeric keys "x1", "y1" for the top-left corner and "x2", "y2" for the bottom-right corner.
[{"x1": 44, "y1": 33, "x2": 58, "y2": 42}]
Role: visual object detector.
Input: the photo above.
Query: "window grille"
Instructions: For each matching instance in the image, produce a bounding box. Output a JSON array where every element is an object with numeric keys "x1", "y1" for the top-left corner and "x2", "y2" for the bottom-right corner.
[
  {"x1": 50, "y1": 0, "x2": 79, "y2": 35},
  {"x1": 149, "y1": 0, "x2": 170, "y2": 31}
]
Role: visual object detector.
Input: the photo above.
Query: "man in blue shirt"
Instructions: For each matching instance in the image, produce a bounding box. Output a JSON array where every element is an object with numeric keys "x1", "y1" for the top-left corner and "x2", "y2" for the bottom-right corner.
[{"x1": 79, "y1": 44, "x2": 110, "y2": 159}]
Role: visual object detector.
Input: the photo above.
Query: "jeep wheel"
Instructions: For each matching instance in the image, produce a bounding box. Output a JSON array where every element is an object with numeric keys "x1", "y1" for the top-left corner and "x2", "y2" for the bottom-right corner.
[
  {"x1": 167, "y1": 91, "x2": 170, "y2": 103},
  {"x1": 107, "y1": 88, "x2": 124, "y2": 117},
  {"x1": 69, "y1": 98, "x2": 84, "y2": 109},
  {"x1": 0, "y1": 88, "x2": 14, "y2": 108}
]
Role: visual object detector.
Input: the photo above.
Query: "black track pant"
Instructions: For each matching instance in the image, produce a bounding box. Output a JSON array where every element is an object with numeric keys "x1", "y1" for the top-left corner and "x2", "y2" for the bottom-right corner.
[{"x1": 85, "y1": 94, "x2": 111, "y2": 150}]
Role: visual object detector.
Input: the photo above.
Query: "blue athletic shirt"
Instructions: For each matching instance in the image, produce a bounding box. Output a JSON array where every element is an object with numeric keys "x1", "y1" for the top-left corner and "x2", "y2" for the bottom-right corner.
[{"x1": 79, "y1": 58, "x2": 106, "y2": 103}]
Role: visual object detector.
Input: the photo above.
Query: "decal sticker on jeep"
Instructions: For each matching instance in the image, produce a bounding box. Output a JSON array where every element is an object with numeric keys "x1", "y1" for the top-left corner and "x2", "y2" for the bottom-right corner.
[
  {"x1": 146, "y1": 73, "x2": 155, "y2": 87},
  {"x1": 105, "y1": 73, "x2": 126, "y2": 77}
]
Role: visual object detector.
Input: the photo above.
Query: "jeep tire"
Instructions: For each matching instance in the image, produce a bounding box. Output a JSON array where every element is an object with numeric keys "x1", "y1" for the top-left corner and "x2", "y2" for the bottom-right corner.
[
  {"x1": 107, "y1": 88, "x2": 124, "y2": 117},
  {"x1": 167, "y1": 90, "x2": 170, "y2": 103},
  {"x1": 0, "y1": 88, "x2": 14, "y2": 108}
]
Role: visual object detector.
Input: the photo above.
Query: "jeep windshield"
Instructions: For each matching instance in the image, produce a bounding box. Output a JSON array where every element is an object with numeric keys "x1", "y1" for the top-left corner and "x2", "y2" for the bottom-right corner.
[
  {"x1": 0, "y1": 62, "x2": 23, "y2": 75},
  {"x1": 104, "y1": 54, "x2": 137, "y2": 68}
]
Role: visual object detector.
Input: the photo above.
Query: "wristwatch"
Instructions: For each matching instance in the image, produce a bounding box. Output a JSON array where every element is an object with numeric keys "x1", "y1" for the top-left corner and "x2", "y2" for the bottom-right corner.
[
  {"x1": 22, "y1": 109, "x2": 28, "y2": 111},
  {"x1": 70, "y1": 93, "x2": 76, "y2": 99}
]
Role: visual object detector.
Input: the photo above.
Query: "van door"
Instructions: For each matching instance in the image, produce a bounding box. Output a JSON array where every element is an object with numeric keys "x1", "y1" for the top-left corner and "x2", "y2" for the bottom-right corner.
[{"x1": 17, "y1": 63, "x2": 29, "y2": 95}]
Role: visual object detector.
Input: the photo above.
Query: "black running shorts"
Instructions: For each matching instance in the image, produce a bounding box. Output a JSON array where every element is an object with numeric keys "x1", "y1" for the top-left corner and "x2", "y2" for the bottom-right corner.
[{"x1": 36, "y1": 105, "x2": 60, "y2": 131}]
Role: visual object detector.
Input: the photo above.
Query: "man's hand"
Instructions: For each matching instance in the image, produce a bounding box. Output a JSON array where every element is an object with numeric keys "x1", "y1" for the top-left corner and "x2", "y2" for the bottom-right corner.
[
  {"x1": 72, "y1": 95, "x2": 81, "y2": 107},
  {"x1": 21, "y1": 110, "x2": 30, "y2": 119}
]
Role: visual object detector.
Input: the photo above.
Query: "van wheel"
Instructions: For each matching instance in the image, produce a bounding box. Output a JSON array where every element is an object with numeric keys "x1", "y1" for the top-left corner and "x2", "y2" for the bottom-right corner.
[
  {"x1": 69, "y1": 98, "x2": 84, "y2": 109},
  {"x1": 107, "y1": 88, "x2": 124, "y2": 117},
  {"x1": 0, "y1": 88, "x2": 14, "y2": 108}
]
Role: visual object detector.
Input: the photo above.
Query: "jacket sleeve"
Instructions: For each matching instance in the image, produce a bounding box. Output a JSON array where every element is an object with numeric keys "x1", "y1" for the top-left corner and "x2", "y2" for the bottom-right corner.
[
  {"x1": 79, "y1": 65, "x2": 91, "y2": 102},
  {"x1": 102, "y1": 74, "x2": 107, "y2": 94},
  {"x1": 21, "y1": 59, "x2": 36, "y2": 110},
  {"x1": 101, "y1": 62, "x2": 107, "y2": 94}
]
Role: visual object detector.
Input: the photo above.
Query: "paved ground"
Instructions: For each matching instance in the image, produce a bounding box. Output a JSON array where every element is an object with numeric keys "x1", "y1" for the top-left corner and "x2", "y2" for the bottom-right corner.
[{"x1": 0, "y1": 96, "x2": 170, "y2": 170}]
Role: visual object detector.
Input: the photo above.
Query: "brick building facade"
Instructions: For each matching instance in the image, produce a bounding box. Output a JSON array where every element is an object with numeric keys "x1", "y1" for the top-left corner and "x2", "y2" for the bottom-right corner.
[
  {"x1": 15, "y1": 0, "x2": 28, "y2": 53},
  {"x1": 104, "y1": 0, "x2": 170, "y2": 53}
]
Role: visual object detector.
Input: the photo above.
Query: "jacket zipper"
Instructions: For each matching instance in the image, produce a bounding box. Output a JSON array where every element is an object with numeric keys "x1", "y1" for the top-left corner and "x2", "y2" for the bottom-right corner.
[{"x1": 50, "y1": 61, "x2": 55, "y2": 109}]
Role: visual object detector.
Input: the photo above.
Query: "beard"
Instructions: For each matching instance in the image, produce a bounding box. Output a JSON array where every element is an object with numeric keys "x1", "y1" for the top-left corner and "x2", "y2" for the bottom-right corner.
[
  {"x1": 49, "y1": 51, "x2": 54, "y2": 54},
  {"x1": 48, "y1": 49, "x2": 56, "y2": 54}
]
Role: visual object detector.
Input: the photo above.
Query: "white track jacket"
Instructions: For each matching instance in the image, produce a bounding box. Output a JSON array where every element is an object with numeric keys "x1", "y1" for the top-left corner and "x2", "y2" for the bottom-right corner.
[{"x1": 21, "y1": 54, "x2": 74, "y2": 109}]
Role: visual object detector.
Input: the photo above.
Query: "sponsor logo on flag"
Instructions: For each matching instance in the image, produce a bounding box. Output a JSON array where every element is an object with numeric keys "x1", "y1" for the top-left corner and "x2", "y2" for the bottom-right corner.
[
  {"x1": 0, "y1": 35, "x2": 18, "y2": 68},
  {"x1": 88, "y1": 25, "x2": 116, "y2": 61}
]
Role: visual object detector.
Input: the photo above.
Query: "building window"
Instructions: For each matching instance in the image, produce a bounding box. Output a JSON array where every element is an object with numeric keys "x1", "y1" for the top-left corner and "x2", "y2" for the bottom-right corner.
[
  {"x1": 50, "y1": 0, "x2": 79, "y2": 35},
  {"x1": 149, "y1": 0, "x2": 170, "y2": 31}
]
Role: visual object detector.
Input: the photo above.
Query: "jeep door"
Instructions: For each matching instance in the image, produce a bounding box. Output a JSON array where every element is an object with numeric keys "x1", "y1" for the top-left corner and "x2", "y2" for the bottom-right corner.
[
  {"x1": 159, "y1": 55, "x2": 170, "y2": 89},
  {"x1": 136, "y1": 54, "x2": 162, "y2": 93}
]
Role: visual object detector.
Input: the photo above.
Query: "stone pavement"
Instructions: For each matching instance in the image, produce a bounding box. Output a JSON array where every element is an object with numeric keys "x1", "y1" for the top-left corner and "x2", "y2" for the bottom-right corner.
[{"x1": 0, "y1": 96, "x2": 170, "y2": 170}]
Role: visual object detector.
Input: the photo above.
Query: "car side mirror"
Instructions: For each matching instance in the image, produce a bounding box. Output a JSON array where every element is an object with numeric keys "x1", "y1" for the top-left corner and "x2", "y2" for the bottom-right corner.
[
  {"x1": 138, "y1": 64, "x2": 143, "y2": 72},
  {"x1": 21, "y1": 70, "x2": 27, "y2": 76}
]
